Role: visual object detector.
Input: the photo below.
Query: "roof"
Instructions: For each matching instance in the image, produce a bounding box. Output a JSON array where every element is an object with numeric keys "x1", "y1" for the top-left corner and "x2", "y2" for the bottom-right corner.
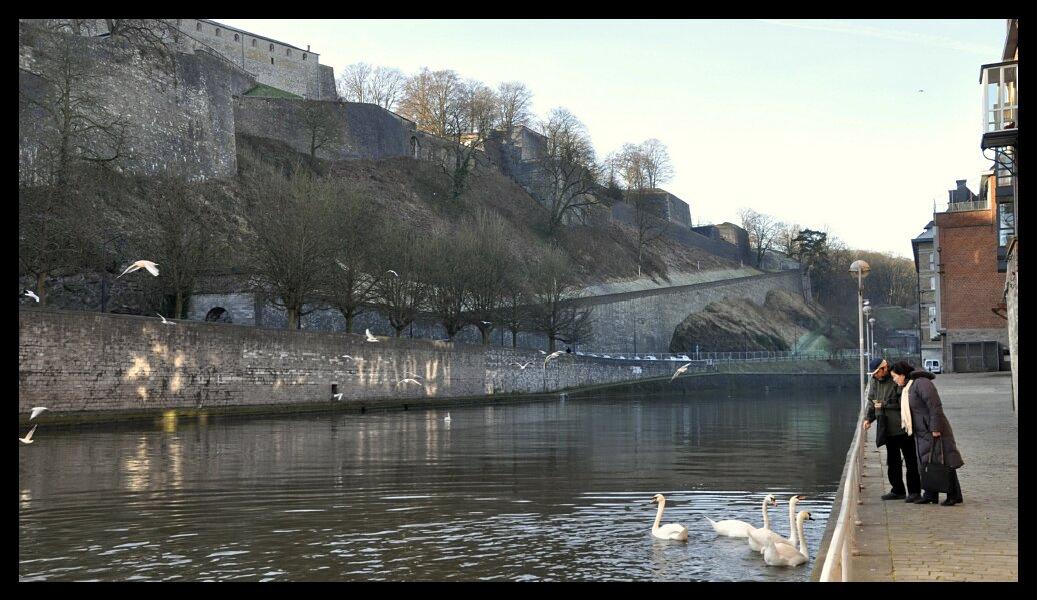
[{"x1": 198, "y1": 19, "x2": 319, "y2": 56}]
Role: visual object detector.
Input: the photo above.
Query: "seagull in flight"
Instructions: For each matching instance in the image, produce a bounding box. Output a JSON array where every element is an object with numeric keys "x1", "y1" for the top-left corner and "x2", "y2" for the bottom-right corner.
[
  {"x1": 340, "y1": 354, "x2": 357, "y2": 361},
  {"x1": 157, "y1": 313, "x2": 176, "y2": 325},
  {"x1": 365, "y1": 329, "x2": 379, "y2": 342},
  {"x1": 510, "y1": 361, "x2": 534, "y2": 370},
  {"x1": 24, "y1": 290, "x2": 40, "y2": 302},
  {"x1": 670, "y1": 362, "x2": 693, "y2": 382},
  {"x1": 444, "y1": 412, "x2": 451, "y2": 423},
  {"x1": 543, "y1": 350, "x2": 566, "y2": 367},
  {"x1": 117, "y1": 260, "x2": 159, "y2": 278},
  {"x1": 403, "y1": 372, "x2": 423, "y2": 380},
  {"x1": 480, "y1": 321, "x2": 492, "y2": 325},
  {"x1": 387, "y1": 269, "x2": 399, "y2": 277},
  {"x1": 396, "y1": 378, "x2": 423, "y2": 388},
  {"x1": 19, "y1": 425, "x2": 38, "y2": 445},
  {"x1": 29, "y1": 407, "x2": 48, "y2": 420},
  {"x1": 332, "y1": 393, "x2": 343, "y2": 401},
  {"x1": 918, "y1": 89, "x2": 925, "y2": 93}
]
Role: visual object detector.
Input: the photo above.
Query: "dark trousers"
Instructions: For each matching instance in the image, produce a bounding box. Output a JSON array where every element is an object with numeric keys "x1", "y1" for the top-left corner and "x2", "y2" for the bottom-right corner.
[{"x1": 885, "y1": 433, "x2": 921, "y2": 495}]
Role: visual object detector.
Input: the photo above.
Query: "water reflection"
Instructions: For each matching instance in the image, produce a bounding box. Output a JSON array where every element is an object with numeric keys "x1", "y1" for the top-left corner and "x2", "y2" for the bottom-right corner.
[{"x1": 19, "y1": 387, "x2": 856, "y2": 581}]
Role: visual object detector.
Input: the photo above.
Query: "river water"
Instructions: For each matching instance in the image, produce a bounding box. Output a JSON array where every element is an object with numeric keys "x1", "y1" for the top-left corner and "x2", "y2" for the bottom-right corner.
[{"x1": 19, "y1": 384, "x2": 857, "y2": 581}]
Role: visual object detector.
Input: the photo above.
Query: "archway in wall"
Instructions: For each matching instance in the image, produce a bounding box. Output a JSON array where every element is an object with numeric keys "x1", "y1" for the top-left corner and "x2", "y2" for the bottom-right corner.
[{"x1": 204, "y1": 307, "x2": 233, "y2": 323}]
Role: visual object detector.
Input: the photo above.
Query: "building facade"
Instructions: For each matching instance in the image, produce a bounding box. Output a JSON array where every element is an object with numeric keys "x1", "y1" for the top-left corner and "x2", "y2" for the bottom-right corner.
[
  {"x1": 979, "y1": 18, "x2": 1017, "y2": 409},
  {"x1": 911, "y1": 220, "x2": 943, "y2": 366}
]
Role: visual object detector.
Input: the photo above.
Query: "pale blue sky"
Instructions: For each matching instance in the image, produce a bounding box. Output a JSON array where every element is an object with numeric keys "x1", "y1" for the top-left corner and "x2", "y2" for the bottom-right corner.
[{"x1": 218, "y1": 18, "x2": 1007, "y2": 258}]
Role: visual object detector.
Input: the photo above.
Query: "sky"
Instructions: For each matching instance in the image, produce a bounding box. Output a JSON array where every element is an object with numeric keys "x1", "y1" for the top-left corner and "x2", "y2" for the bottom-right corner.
[{"x1": 217, "y1": 18, "x2": 1007, "y2": 258}]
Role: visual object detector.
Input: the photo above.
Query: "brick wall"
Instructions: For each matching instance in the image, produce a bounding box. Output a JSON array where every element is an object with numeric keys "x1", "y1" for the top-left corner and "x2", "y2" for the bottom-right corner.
[
  {"x1": 935, "y1": 207, "x2": 1004, "y2": 330},
  {"x1": 19, "y1": 309, "x2": 707, "y2": 416}
]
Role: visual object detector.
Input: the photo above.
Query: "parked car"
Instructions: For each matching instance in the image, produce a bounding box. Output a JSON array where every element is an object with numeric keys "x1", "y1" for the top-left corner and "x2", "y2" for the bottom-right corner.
[
  {"x1": 675, "y1": 355, "x2": 691, "y2": 361},
  {"x1": 924, "y1": 359, "x2": 942, "y2": 374},
  {"x1": 644, "y1": 355, "x2": 658, "y2": 360}
]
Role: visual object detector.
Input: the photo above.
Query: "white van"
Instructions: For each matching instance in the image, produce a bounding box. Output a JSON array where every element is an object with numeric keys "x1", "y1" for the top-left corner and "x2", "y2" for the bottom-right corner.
[{"x1": 924, "y1": 359, "x2": 942, "y2": 374}]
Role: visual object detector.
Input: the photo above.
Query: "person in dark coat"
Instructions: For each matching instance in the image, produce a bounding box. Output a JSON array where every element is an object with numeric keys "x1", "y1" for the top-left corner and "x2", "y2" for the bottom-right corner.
[
  {"x1": 863, "y1": 357, "x2": 921, "y2": 502},
  {"x1": 890, "y1": 361, "x2": 965, "y2": 506}
]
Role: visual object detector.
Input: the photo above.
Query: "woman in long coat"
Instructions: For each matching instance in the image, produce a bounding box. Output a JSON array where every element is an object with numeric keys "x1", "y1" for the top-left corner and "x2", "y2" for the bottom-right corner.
[{"x1": 890, "y1": 361, "x2": 965, "y2": 505}]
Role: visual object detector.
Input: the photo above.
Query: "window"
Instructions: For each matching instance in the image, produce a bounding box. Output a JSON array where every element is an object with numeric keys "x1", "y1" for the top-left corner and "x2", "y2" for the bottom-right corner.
[
  {"x1": 251, "y1": 38, "x2": 256, "y2": 47},
  {"x1": 234, "y1": 33, "x2": 239, "y2": 42},
  {"x1": 982, "y1": 62, "x2": 1018, "y2": 132},
  {"x1": 918, "y1": 251, "x2": 931, "y2": 271},
  {"x1": 196, "y1": 22, "x2": 201, "y2": 31},
  {"x1": 302, "y1": 53, "x2": 307, "y2": 60},
  {"x1": 928, "y1": 306, "x2": 937, "y2": 322},
  {"x1": 270, "y1": 57, "x2": 274, "y2": 65},
  {"x1": 930, "y1": 276, "x2": 936, "y2": 291},
  {"x1": 215, "y1": 28, "x2": 220, "y2": 37},
  {"x1": 286, "y1": 48, "x2": 291, "y2": 56},
  {"x1": 176, "y1": 19, "x2": 181, "y2": 26},
  {"x1": 269, "y1": 43, "x2": 274, "y2": 51}
]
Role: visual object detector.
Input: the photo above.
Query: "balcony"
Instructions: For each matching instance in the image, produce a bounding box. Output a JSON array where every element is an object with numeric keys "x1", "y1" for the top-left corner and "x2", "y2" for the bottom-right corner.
[
  {"x1": 940, "y1": 199, "x2": 989, "y2": 213},
  {"x1": 980, "y1": 60, "x2": 1018, "y2": 149}
]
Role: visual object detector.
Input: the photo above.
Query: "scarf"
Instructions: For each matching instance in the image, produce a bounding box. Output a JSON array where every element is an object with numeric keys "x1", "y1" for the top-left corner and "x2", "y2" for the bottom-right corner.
[{"x1": 900, "y1": 380, "x2": 914, "y2": 436}]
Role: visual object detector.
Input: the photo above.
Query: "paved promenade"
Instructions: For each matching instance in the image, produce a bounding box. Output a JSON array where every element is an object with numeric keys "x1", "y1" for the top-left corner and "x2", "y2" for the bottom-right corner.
[{"x1": 849, "y1": 372, "x2": 1017, "y2": 581}]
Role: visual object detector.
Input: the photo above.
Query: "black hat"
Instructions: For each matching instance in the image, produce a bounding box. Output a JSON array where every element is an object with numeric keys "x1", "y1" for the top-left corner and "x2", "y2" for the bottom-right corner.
[{"x1": 867, "y1": 357, "x2": 886, "y2": 374}]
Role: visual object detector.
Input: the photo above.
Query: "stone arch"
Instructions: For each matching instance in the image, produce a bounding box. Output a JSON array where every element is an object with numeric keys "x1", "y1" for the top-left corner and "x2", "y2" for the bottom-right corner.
[{"x1": 204, "y1": 307, "x2": 233, "y2": 323}]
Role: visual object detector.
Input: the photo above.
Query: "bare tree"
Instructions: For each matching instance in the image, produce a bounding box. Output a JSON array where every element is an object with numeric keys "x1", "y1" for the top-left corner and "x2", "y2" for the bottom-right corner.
[
  {"x1": 299, "y1": 102, "x2": 342, "y2": 159},
  {"x1": 639, "y1": 138, "x2": 674, "y2": 189},
  {"x1": 444, "y1": 78, "x2": 498, "y2": 199},
  {"x1": 20, "y1": 22, "x2": 130, "y2": 187},
  {"x1": 617, "y1": 142, "x2": 669, "y2": 277},
  {"x1": 242, "y1": 164, "x2": 340, "y2": 330},
  {"x1": 427, "y1": 225, "x2": 472, "y2": 340},
  {"x1": 776, "y1": 221, "x2": 802, "y2": 260},
  {"x1": 495, "y1": 81, "x2": 533, "y2": 134},
  {"x1": 398, "y1": 67, "x2": 460, "y2": 137},
  {"x1": 738, "y1": 207, "x2": 781, "y2": 269},
  {"x1": 536, "y1": 108, "x2": 601, "y2": 235},
  {"x1": 321, "y1": 186, "x2": 385, "y2": 333},
  {"x1": 374, "y1": 225, "x2": 430, "y2": 337},
  {"x1": 137, "y1": 173, "x2": 226, "y2": 318},
  {"x1": 527, "y1": 246, "x2": 590, "y2": 352},
  {"x1": 337, "y1": 62, "x2": 406, "y2": 110},
  {"x1": 463, "y1": 209, "x2": 514, "y2": 344}
]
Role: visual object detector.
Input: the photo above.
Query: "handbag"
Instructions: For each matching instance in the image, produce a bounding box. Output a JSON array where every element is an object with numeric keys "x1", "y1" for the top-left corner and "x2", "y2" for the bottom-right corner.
[
  {"x1": 874, "y1": 412, "x2": 888, "y2": 448},
  {"x1": 920, "y1": 436, "x2": 952, "y2": 493}
]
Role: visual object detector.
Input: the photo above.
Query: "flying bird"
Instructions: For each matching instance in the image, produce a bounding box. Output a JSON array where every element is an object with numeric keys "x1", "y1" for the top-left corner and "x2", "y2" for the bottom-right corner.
[
  {"x1": 403, "y1": 372, "x2": 423, "y2": 380},
  {"x1": 538, "y1": 350, "x2": 546, "y2": 355},
  {"x1": 117, "y1": 260, "x2": 159, "y2": 278},
  {"x1": 543, "y1": 350, "x2": 566, "y2": 367},
  {"x1": 29, "y1": 407, "x2": 48, "y2": 420},
  {"x1": 156, "y1": 313, "x2": 176, "y2": 326},
  {"x1": 918, "y1": 89, "x2": 925, "y2": 93},
  {"x1": 444, "y1": 412, "x2": 451, "y2": 423},
  {"x1": 480, "y1": 321, "x2": 492, "y2": 325},
  {"x1": 396, "y1": 378, "x2": 423, "y2": 388},
  {"x1": 19, "y1": 425, "x2": 37, "y2": 445},
  {"x1": 510, "y1": 361, "x2": 534, "y2": 370},
  {"x1": 24, "y1": 290, "x2": 40, "y2": 303},
  {"x1": 341, "y1": 355, "x2": 356, "y2": 361},
  {"x1": 365, "y1": 329, "x2": 379, "y2": 342},
  {"x1": 332, "y1": 393, "x2": 343, "y2": 401},
  {"x1": 670, "y1": 362, "x2": 693, "y2": 382},
  {"x1": 387, "y1": 270, "x2": 399, "y2": 277}
]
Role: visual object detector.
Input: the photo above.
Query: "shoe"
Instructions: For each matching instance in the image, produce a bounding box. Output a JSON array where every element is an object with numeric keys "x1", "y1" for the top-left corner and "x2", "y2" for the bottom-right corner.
[
  {"x1": 881, "y1": 492, "x2": 906, "y2": 500},
  {"x1": 941, "y1": 498, "x2": 961, "y2": 506},
  {"x1": 904, "y1": 494, "x2": 922, "y2": 503},
  {"x1": 914, "y1": 495, "x2": 940, "y2": 504}
]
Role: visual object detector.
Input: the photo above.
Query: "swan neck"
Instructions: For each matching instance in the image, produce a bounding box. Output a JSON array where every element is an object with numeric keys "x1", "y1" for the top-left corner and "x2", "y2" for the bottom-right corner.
[
  {"x1": 653, "y1": 499, "x2": 665, "y2": 530},
  {"x1": 761, "y1": 498, "x2": 771, "y2": 529},
  {"x1": 788, "y1": 500, "x2": 799, "y2": 544},
  {"x1": 797, "y1": 517, "x2": 808, "y2": 557}
]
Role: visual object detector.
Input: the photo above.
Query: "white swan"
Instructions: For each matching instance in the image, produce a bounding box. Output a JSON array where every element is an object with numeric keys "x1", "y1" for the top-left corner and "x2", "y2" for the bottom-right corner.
[
  {"x1": 762, "y1": 511, "x2": 814, "y2": 567},
  {"x1": 649, "y1": 494, "x2": 689, "y2": 541},
  {"x1": 706, "y1": 493, "x2": 777, "y2": 538},
  {"x1": 748, "y1": 494, "x2": 806, "y2": 552}
]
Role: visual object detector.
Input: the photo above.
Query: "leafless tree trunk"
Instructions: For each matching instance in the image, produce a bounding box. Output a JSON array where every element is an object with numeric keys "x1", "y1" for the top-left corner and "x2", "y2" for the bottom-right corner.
[
  {"x1": 738, "y1": 207, "x2": 780, "y2": 269},
  {"x1": 300, "y1": 102, "x2": 342, "y2": 159},
  {"x1": 495, "y1": 81, "x2": 533, "y2": 134},
  {"x1": 536, "y1": 108, "x2": 601, "y2": 235},
  {"x1": 527, "y1": 246, "x2": 588, "y2": 352},
  {"x1": 374, "y1": 225, "x2": 430, "y2": 337}
]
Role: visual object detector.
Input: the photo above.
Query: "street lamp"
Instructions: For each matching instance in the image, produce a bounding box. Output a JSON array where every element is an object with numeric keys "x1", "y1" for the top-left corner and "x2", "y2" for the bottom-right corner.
[
  {"x1": 849, "y1": 260, "x2": 871, "y2": 411},
  {"x1": 862, "y1": 300, "x2": 873, "y2": 361},
  {"x1": 868, "y1": 317, "x2": 877, "y2": 358}
]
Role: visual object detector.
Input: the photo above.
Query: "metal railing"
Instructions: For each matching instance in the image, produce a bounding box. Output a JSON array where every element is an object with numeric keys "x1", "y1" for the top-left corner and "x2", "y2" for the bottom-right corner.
[
  {"x1": 939, "y1": 199, "x2": 989, "y2": 213},
  {"x1": 574, "y1": 349, "x2": 860, "y2": 363},
  {"x1": 818, "y1": 377, "x2": 869, "y2": 581}
]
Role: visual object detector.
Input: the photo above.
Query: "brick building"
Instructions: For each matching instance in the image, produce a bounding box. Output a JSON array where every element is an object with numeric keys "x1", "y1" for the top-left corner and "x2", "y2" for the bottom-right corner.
[
  {"x1": 911, "y1": 220, "x2": 942, "y2": 366},
  {"x1": 932, "y1": 176, "x2": 1008, "y2": 372}
]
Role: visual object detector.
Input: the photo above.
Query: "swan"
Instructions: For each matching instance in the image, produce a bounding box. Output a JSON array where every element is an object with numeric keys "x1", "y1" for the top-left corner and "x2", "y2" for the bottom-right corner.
[
  {"x1": 706, "y1": 493, "x2": 777, "y2": 538},
  {"x1": 748, "y1": 494, "x2": 806, "y2": 552},
  {"x1": 649, "y1": 494, "x2": 689, "y2": 541},
  {"x1": 762, "y1": 511, "x2": 814, "y2": 567}
]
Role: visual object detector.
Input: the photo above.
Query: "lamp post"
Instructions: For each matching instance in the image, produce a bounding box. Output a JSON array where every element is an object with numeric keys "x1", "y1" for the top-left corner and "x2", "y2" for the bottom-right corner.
[
  {"x1": 868, "y1": 317, "x2": 877, "y2": 358},
  {"x1": 849, "y1": 260, "x2": 871, "y2": 412},
  {"x1": 862, "y1": 300, "x2": 872, "y2": 362}
]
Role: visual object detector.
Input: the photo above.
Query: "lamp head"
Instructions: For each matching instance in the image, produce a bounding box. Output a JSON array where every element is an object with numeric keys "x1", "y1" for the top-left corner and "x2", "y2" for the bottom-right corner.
[{"x1": 849, "y1": 260, "x2": 871, "y2": 279}]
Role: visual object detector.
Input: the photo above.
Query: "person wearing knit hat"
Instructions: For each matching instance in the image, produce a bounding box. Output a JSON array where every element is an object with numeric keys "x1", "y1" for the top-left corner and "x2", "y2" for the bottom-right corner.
[{"x1": 863, "y1": 356, "x2": 922, "y2": 502}]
